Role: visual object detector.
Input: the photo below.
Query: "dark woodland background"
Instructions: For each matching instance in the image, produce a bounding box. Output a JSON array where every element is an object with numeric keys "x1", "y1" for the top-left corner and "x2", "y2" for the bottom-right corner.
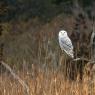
[{"x1": 0, "y1": 0, "x2": 95, "y2": 21}]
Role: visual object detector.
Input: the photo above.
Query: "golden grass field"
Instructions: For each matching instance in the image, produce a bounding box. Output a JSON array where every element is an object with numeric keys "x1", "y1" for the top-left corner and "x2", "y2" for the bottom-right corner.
[
  {"x1": 0, "y1": 61, "x2": 95, "y2": 95},
  {"x1": 0, "y1": 15, "x2": 95, "y2": 95}
]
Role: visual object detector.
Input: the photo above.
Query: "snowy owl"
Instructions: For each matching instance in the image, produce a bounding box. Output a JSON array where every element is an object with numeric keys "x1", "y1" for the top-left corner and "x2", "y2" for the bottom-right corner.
[{"x1": 58, "y1": 30, "x2": 74, "y2": 58}]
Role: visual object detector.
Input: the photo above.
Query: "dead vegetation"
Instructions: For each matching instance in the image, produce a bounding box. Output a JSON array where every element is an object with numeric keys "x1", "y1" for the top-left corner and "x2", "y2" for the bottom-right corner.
[
  {"x1": 0, "y1": 62, "x2": 95, "y2": 95},
  {"x1": 0, "y1": 15, "x2": 95, "y2": 95}
]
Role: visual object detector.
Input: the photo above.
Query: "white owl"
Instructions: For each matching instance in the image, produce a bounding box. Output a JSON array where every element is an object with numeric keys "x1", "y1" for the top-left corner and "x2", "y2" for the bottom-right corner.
[{"x1": 58, "y1": 30, "x2": 74, "y2": 58}]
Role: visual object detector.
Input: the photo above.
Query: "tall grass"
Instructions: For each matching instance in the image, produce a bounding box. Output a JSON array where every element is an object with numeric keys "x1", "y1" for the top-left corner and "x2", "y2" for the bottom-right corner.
[
  {"x1": 0, "y1": 62, "x2": 95, "y2": 95},
  {"x1": 0, "y1": 15, "x2": 95, "y2": 95}
]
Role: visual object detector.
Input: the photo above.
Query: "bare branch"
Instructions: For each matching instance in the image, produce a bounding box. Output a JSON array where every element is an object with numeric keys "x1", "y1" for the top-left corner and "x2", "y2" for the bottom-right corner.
[
  {"x1": 72, "y1": 57, "x2": 95, "y2": 64},
  {"x1": 73, "y1": 57, "x2": 90, "y2": 62}
]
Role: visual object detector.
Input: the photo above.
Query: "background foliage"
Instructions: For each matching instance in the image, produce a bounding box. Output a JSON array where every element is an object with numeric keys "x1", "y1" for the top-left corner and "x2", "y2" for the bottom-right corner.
[{"x1": 0, "y1": 0, "x2": 95, "y2": 22}]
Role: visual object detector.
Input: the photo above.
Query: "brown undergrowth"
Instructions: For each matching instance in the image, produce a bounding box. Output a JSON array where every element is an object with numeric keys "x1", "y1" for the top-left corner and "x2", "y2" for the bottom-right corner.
[
  {"x1": 0, "y1": 15, "x2": 95, "y2": 95},
  {"x1": 0, "y1": 63, "x2": 95, "y2": 95}
]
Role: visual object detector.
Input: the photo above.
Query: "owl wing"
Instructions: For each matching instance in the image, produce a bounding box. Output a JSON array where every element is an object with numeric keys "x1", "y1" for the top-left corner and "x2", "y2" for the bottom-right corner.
[{"x1": 59, "y1": 35, "x2": 74, "y2": 58}]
